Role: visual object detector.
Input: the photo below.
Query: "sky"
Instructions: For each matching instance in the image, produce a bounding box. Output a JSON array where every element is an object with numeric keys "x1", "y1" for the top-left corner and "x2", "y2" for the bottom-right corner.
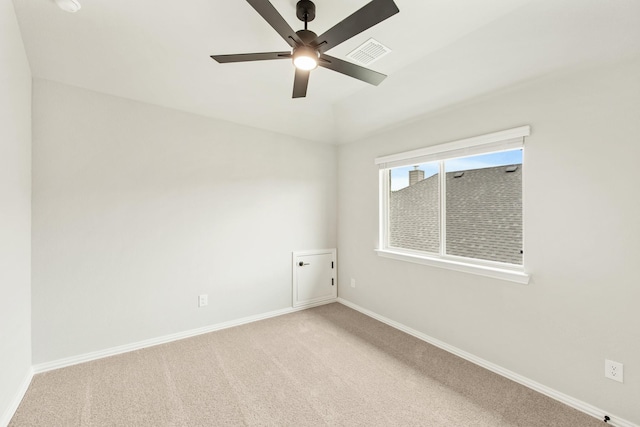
[{"x1": 390, "y1": 149, "x2": 522, "y2": 191}]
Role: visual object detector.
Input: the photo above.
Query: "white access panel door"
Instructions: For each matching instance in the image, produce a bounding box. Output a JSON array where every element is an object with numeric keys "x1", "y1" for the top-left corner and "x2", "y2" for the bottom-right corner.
[{"x1": 292, "y1": 249, "x2": 337, "y2": 308}]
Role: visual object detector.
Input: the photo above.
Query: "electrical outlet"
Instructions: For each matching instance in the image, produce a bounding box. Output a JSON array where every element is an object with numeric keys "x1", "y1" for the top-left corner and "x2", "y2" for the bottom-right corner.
[
  {"x1": 350, "y1": 278, "x2": 356, "y2": 288},
  {"x1": 605, "y1": 359, "x2": 623, "y2": 383},
  {"x1": 198, "y1": 294, "x2": 208, "y2": 307}
]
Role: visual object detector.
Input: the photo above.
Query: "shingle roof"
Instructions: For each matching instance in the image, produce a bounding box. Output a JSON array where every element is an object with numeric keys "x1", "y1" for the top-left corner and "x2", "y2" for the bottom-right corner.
[{"x1": 390, "y1": 165, "x2": 522, "y2": 265}]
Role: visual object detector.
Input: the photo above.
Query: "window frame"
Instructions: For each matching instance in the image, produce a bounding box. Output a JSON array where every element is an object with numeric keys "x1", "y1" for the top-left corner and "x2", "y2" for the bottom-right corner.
[{"x1": 376, "y1": 126, "x2": 530, "y2": 284}]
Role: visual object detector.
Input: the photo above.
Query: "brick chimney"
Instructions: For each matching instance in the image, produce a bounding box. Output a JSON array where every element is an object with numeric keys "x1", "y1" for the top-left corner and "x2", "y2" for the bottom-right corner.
[{"x1": 409, "y1": 166, "x2": 424, "y2": 186}]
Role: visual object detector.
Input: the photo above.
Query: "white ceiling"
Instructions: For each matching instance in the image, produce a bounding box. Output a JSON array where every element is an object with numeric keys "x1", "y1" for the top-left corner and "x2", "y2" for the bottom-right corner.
[{"x1": 12, "y1": 0, "x2": 640, "y2": 143}]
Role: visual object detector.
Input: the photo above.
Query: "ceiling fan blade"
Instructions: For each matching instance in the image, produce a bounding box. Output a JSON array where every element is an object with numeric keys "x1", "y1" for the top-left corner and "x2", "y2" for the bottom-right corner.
[
  {"x1": 246, "y1": 0, "x2": 303, "y2": 48},
  {"x1": 314, "y1": 0, "x2": 399, "y2": 53},
  {"x1": 292, "y1": 68, "x2": 310, "y2": 98},
  {"x1": 319, "y1": 54, "x2": 386, "y2": 85},
  {"x1": 211, "y1": 52, "x2": 291, "y2": 63}
]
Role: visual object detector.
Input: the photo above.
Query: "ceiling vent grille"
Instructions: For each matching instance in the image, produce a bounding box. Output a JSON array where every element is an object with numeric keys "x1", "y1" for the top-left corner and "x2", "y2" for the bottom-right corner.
[{"x1": 346, "y1": 38, "x2": 391, "y2": 66}]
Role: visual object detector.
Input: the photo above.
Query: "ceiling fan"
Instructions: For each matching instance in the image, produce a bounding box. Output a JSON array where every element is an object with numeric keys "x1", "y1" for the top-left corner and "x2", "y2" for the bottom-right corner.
[{"x1": 211, "y1": 0, "x2": 400, "y2": 98}]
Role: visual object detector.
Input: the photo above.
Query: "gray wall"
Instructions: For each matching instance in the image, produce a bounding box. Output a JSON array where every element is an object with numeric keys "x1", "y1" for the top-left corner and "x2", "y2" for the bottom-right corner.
[
  {"x1": 337, "y1": 57, "x2": 640, "y2": 423},
  {"x1": 0, "y1": 0, "x2": 32, "y2": 422},
  {"x1": 32, "y1": 80, "x2": 337, "y2": 364}
]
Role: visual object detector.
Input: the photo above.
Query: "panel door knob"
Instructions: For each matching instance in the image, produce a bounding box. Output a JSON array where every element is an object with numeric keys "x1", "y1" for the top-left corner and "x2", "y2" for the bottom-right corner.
[{"x1": 298, "y1": 261, "x2": 309, "y2": 266}]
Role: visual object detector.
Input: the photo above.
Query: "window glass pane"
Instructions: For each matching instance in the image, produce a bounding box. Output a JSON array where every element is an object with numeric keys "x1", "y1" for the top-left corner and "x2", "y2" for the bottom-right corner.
[
  {"x1": 445, "y1": 149, "x2": 522, "y2": 264},
  {"x1": 389, "y1": 162, "x2": 440, "y2": 253}
]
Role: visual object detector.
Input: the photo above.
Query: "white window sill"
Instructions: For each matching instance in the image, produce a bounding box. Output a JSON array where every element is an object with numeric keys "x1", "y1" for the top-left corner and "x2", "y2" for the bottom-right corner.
[{"x1": 375, "y1": 249, "x2": 530, "y2": 285}]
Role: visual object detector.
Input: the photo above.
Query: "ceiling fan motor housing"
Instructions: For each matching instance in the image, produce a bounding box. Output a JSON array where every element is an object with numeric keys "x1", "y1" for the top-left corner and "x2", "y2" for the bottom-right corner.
[
  {"x1": 296, "y1": 0, "x2": 316, "y2": 22},
  {"x1": 296, "y1": 29, "x2": 318, "y2": 46}
]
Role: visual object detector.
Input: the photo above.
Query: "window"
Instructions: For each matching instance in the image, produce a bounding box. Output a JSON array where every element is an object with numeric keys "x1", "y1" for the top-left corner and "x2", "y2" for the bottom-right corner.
[{"x1": 376, "y1": 126, "x2": 530, "y2": 284}]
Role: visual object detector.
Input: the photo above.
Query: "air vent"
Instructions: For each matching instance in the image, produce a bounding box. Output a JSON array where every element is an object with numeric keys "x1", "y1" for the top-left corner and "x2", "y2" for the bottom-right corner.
[
  {"x1": 505, "y1": 165, "x2": 518, "y2": 173},
  {"x1": 453, "y1": 172, "x2": 465, "y2": 178},
  {"x1": 346, "y1": 38, "x2": 391, "y2": 65}
]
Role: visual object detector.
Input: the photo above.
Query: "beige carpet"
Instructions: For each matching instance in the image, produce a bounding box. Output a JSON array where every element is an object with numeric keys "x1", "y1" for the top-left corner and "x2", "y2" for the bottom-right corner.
[{"x1": 11, "y1": 303, "x2": 602, "y2": 426}]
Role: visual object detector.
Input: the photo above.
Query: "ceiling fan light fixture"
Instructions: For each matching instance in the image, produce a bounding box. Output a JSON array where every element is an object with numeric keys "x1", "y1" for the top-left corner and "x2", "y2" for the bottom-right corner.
[{"x1": 292, "y1": 46, "x2": 319, "y2": 71}]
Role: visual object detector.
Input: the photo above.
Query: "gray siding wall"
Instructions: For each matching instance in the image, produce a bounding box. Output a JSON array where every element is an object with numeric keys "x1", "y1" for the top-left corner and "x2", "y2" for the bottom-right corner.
[
  {"x1": 390, "y1": 165, "x2": 522, "y2": 265},
  {"x1": 389, "y1": 174, "x2": 439, "y2": 252}
]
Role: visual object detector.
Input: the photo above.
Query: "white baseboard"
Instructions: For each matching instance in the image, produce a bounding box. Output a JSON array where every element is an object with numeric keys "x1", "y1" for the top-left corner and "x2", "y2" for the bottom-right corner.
[
  {"x1": 33, "y1": 299, "x2": 335, "y2": 374},
  {"x1": 337, "y1": 298, "x2": 637, "y2": 427},
  {"x1": 1, "y1": 368, "x2": 33, "y2": 427},
  {"x1": 293, "y1": 296, "x2": 338, "y2": 309}
]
